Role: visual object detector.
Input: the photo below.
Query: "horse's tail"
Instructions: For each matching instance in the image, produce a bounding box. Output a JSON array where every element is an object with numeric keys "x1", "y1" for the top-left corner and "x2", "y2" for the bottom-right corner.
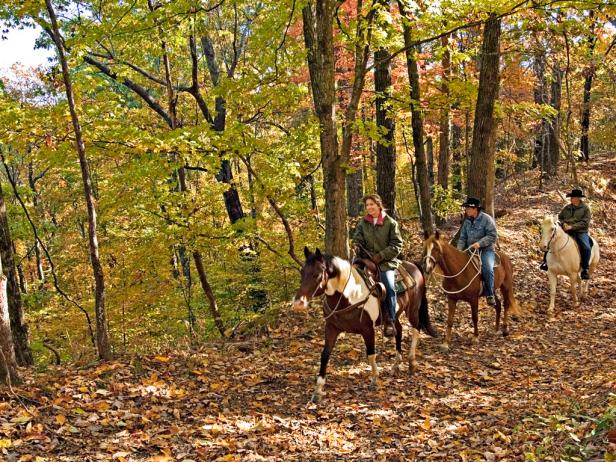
[
  {"x1": 501, "y1": 253, "x2": 522, "y2": 317},
  {"x1": 415, "y1": 262, "x2": 439, "y2": 338}
]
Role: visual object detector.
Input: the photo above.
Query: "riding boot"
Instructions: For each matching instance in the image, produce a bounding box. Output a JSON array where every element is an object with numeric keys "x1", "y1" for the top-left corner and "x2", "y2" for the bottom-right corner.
[
  {"x1": 539, "y1": 252, "x2": 548, "y2": 271},
  {"x1": 384, "y1": 320, "x2": 396, "y2": 337},
  {"x1": 382, "y1": 310, "x2": 396, "y2": 337}
]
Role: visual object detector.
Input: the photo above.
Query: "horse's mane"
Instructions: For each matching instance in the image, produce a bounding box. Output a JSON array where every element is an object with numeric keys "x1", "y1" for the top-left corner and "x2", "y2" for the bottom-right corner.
[{"x1": 305, "y1": 253, "x2": 343, "y2": 279}]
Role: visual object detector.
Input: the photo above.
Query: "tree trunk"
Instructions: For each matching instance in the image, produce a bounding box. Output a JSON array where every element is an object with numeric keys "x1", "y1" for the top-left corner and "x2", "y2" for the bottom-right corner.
[
  {"x1": 399, "y1": 2, "x2": 434, "y2": 234},
  {"x1": 303, "y1": 1, "x2": 348, "y2": 257},
  {"x1": 467, "y1": 14, "x2": 501, "y2": 217},
  {"x1": 0, "y1": 182, "x2": 32, "y2": 366},
  {"x1": 375, "y1": 46, "x2": 396, "y2": 216},
  {"x1": 426, "y1": 136, "x2": 434, "y2": 186},
  {"x1": 346, "y1": 167, "x2": 364, "y2": 217},
  {"x1": 437, "y1": 36, "x2": 451, "y2": 191},
  {"x1": 579, "y1": 13, "x2": 597, "y2": 162},
  {"x1": 193, "y1": 251, "x2": 225, "y2": 337},
  {"x1": 451, "y1": 123, "x2": 463, "y2": 192},
  {"x1": 532, "y1": 52, "x2": 549, "y2": 172},
  {"x1": 0, "y1": 258, "x2": 20, "y2": 386},
  {"x1": 45, "y1": 0, "x2": 112, "y2": 360},
  {"x1": 546, "y1": 65, "x2": 563, "y2": 177},
  {"x1": 579, "y1": 71, "x2": 593, "y2": 162}
]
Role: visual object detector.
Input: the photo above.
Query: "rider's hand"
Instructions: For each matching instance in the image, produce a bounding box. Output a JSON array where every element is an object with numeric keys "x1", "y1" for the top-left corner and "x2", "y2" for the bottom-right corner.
[
  {"x1": 471, "y1": 242, "x2": 481, "y2": 250},
  {"x1": 563, "y1": 223, "x2": 572, "y2": 231},
  {"x1": 372, "y1": 254, "x2": 383, "y2": 264}
]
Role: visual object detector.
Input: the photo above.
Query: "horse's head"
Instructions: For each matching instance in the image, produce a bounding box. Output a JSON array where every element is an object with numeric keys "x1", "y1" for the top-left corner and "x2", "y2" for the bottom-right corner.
[
  {"x1": 422, "y1": 229, "x2": 443, "y2": 275},
  {"x1": 293, "y1": 247, "x2": 329, "y2": 310},
  {"x1": 540, "y1": 215, "x2": 560, "y2": 252}
]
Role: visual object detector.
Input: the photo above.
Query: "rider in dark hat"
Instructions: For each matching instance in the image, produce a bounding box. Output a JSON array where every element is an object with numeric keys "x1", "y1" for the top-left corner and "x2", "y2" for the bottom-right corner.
[
  {"x1": 456, "y1": 197, "x2": 498, "y2": 305},
  {"x1": 541, "y1": 188, "x2": 592, "y2": 279}
]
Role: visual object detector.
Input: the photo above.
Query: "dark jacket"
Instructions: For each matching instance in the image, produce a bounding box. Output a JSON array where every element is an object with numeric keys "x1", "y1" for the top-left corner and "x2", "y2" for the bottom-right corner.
[
  {"x1": 352, "y1": 213, "x2": 402, "y2": 271},
  {"x1": 456, "y1": 211, "x2": 498, "y2": 251},
  {"x1": 558, "y1": 202, "x2": 591, "y2": 234}
]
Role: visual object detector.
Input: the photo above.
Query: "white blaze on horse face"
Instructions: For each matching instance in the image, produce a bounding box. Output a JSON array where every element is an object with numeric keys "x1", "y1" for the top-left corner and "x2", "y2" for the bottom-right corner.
[
  {"x1": 292, "y1": 295, "x2": 308, "y2": 311},
  {"x1": 540, "y1": 216, "x2": 556, "y2": 251},
  {"x1": 424, "y1": 241, "x2": 435, "y2": 274}
]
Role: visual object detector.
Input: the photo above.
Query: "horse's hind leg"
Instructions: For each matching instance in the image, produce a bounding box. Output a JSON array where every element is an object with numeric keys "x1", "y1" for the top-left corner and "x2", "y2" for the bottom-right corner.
[
  {"x1": 440, "y1": 298, "x2": 457, "y2": 352},
  {"x1": 569, "y1": 272, "x2": 580, "y2": 307},
  {"x1": 361, "y1": 328, "x2": 379, "y2": 390},
  {"x1": 312, "y1": 324, "x2": 339, "y2": 403},
  {"x1": 494, "y1": 295, "x2": 502, "y2": 333},
  {"x1": 470, "y1": 298, "x2": 479, "y2": 343},
  {"x1": 500, "y1": 290, "x2": 509, "y2": 337},
  {"x1": 408, "y1": 327, "x2": 420, "y2": 373},
  {"x1": 393, "y1": 318, "x2": 403, "y2": 375}
]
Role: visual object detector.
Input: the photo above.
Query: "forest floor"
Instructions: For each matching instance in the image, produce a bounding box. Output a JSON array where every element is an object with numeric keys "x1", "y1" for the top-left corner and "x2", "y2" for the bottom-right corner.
[{"x1": 1, "y1": 155, "x2": 616, "y2": 462}]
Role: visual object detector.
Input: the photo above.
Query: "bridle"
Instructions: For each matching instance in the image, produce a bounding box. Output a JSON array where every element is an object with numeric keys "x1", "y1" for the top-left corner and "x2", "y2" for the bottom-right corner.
[
  {"x1": 543, "y1": 221, "x2": 570, "y2": 253},
  {"x1": 423, "y1": 241, "x2": 483, "y2": 295}
]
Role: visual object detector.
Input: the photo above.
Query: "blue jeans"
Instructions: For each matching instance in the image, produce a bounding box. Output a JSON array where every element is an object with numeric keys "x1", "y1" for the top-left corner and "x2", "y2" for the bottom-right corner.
[
  {"x1": 380, "y1": 270, "x2": 397, "y2": 320},
  {"x1": 480, "y1": 249, "x2": 495, "y2": 297},
  {"x1": 573, "y1": 232, "x2": 591, "y2": 270}
]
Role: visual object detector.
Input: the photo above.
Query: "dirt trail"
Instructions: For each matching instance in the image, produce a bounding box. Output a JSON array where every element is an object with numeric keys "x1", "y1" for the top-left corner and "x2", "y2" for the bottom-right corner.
[{"x1": 1, "y1": 157, "x2": 615, "y2": 461}]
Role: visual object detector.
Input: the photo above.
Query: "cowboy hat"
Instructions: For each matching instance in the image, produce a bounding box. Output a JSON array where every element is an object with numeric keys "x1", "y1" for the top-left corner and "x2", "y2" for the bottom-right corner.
[
  {"x1": 565, "y1": 188, "x2": 585, "y2": 198},
  {"x1": 461, "y1": 197, "x2": 482, "y2": 208}
]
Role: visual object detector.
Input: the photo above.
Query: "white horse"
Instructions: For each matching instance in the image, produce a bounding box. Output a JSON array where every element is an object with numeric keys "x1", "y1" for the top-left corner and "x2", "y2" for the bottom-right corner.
[{"x1": 539, "y1": 215, "x2": 600, "y2": 317}]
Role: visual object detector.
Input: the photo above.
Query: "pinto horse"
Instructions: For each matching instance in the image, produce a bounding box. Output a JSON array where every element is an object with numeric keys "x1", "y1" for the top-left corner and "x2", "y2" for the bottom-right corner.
[
  {"x1": 422, "y1": 231, "x2": 521, "y2": 351},
  {"x1": 539, "y1": 215, "x2": 600, "y2": 317},
  {"x1": 293, "y1": 247, "x2": 437, "y2": 403}
]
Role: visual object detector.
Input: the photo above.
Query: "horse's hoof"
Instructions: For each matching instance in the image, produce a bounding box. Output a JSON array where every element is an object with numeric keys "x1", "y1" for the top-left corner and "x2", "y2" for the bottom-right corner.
[
  {"x1": 408, "y1": 361, "x2": 418, "y2": 373},
  {"x1": 311, "y1": 393, "x2": 322, "y2": 404},
  {"x1": 369, "y1": 382, "x2": 378, "y2": 391},
  {"x1": 502, "y1": 329, "x2": 509, "y2": 338},
  {"x1": 472, "y1": 336, "x2": 479, "y2": 344},
  {"x1": 439, "y1": 343, "x2": 450, "y2": 352}
]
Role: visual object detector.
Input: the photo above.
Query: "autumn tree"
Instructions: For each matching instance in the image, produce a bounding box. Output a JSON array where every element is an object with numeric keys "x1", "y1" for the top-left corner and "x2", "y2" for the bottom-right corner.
[{"x1": 467, "y1": 13, "x2": 501, "y2": 216}]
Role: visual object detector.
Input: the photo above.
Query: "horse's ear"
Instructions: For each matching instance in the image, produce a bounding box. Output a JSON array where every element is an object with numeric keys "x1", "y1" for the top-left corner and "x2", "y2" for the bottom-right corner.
[
  {"x1": 434, "y1": 229, "x2": 440, "y2": 240},
  {"x1": 314, "y1": 248, "x2": 323, "y2": 260},
  {"x1": 304, "y1": 246, "x2": 312, "y2": 259},
  {"x1": 423, "y1": 230, "x2": 430, "y2": 240}
]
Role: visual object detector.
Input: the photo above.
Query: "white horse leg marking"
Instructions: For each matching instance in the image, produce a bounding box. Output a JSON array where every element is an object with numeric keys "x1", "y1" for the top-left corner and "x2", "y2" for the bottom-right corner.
[
  {"x1": 547, "y1": 271, "x2": 557, "y2": 317},
  {"x1": 368, "y1": 354, "x2": 378, "y2": 389},
  {"x1": 569, "y1": 272, "x2": 579, "y2": 306},
  {"x1": 409, "y1": 327, "x2": 420, "y2": 373},
  {"x1": 311, "y1": 376, "x2": 326, "y2": 403}
]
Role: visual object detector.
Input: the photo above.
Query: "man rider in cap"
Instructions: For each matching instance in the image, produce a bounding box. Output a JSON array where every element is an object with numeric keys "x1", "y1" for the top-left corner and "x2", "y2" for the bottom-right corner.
[
  {"x1": 456, "y1": 197, "x2": 498, "y2": 305},
  {"x1": 541, "y1": 188, "x2": 592, "y2": 280}
]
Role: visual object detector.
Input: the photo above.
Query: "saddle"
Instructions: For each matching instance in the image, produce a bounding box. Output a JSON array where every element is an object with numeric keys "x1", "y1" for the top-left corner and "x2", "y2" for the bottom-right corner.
[
  {"x1": 468, "y1": 250, "x2": 501, "y2": 297},
  {"x1": 352, "y1": 258, "x2": 417, "y2": 296}
]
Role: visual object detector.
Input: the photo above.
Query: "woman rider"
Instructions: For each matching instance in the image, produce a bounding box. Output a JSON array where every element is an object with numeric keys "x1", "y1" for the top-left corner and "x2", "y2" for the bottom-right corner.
[{"x1": 352, "y1": 194, "x2": 403, "y2": 337}]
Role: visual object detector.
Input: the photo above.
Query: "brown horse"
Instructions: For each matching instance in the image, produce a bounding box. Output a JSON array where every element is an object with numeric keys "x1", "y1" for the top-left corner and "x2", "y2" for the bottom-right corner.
[
  {"x1": 422, "y1": 231, "x2": 521, "y2": 351},
  {"x1": 293, "y1": 247, "x2": 437, "y2": 403}
]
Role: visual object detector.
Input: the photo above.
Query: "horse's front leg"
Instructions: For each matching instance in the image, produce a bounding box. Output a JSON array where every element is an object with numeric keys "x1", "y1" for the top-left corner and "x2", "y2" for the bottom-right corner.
[
  {"x1": 440, "y1": 297, "x2": 457, "y2": 352},
  {"x1": 312, "y1": 323, "x2": 339, "y2": 403},
  {"x1": 547, "y1": 271, "x2": 557, "y2": 318},
  {"x1": 408, "y1": 327, "x2": 420, "y2": 373},
  {"x1": 361, "y1": 327, "x2": 378, "y2": 390}
]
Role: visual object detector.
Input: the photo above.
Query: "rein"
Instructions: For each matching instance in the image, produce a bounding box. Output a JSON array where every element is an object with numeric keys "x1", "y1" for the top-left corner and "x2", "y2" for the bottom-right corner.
[
  {"x1": 428, "y1": 246, "x2": 483, "y2": 295},
  {"x1": 546, "y1": 225, "x2": 571, "y2": 254},
  {"x1": 322, "y1": 265, "x2": 379, "y2": 321}
]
